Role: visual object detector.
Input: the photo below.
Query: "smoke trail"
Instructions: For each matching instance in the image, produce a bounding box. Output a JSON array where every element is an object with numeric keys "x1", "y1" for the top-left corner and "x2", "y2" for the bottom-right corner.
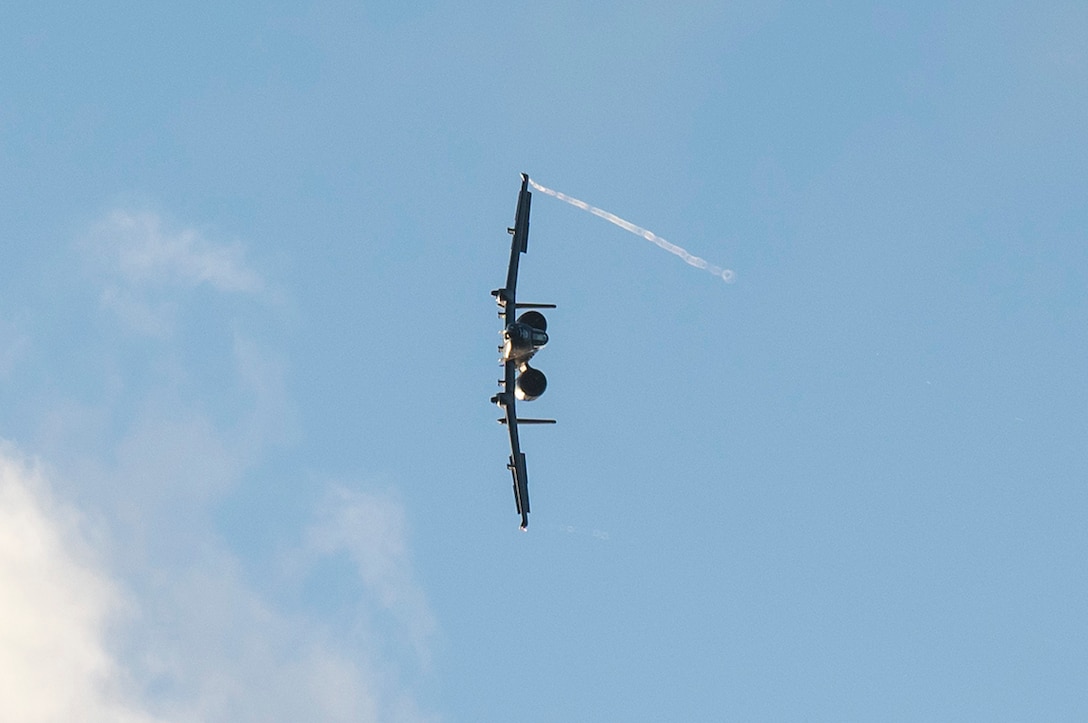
[{"x1": 528, "y1": 178, "x2": 735, "y2": 283}]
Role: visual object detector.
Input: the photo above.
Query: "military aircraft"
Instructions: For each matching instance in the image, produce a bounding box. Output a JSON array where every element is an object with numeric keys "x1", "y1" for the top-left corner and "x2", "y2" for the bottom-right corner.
[{"x1": 490, "y1": 173, "x2": 555, "y2": 531}]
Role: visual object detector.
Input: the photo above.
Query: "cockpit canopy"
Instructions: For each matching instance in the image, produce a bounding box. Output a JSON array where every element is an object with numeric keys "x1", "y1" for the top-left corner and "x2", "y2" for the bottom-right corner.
[{"x1": 505, "y1": 322, "x2": 548, "y2": 357}]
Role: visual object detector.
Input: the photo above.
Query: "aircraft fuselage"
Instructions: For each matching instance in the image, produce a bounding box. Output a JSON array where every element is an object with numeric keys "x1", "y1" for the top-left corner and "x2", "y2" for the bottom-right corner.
[{"x1": 502, "y1": 321, "x2": 548, "y2": 366}]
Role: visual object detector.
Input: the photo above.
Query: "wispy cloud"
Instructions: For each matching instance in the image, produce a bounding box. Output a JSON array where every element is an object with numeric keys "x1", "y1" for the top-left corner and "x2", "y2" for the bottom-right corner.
[
  {"x1": 4, "y1": 207, "x2": 439, "y2": 722},
  {"x1": 307, "y1": 487, "x2": 438, "y2": 668},
  {"x1": 83, "y1": 209, "x2": 264, "y2": 337},
  {"x1": 91, "y1": 210, "x2": 262, "y2": 293},
  {"x1": 122, "y1": 549, "x2": 425, "y2": 722},
  {"x1": 0, "y1": 317, "x2": 29, "y2": 379}
]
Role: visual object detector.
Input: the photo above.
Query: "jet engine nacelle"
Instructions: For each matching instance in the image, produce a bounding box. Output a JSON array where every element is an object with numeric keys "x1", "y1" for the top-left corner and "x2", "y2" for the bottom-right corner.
[
  {"x1": 517, "y1": 310, "x2": 547, "y2": 332},
  {"x1": 517, "y1": 311, "x2": 548, "y2": 348},
  {"x1": 515, "y1": 366, "x2": 547, "y2": 401}
]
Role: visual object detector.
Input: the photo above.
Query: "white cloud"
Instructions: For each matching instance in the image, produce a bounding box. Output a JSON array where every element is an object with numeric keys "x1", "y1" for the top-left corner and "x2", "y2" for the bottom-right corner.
[
  {"x1": 0, "y1": 439, "x2": 439, "y2": 723},
  {"x1": 0, "y1": 443, "x2": 165, "y2": 723}
]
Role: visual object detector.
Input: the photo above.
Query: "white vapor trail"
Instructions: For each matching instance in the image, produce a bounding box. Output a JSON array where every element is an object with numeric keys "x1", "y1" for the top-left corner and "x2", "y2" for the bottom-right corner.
[{"x1": 528, "y1": 178, "x2": 735, "y2": 282}]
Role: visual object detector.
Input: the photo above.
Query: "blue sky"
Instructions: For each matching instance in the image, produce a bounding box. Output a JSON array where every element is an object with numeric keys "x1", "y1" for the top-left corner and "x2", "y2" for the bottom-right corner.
[{"x1": 2, "y1": 2, "x2": 1086, "y2": 720}]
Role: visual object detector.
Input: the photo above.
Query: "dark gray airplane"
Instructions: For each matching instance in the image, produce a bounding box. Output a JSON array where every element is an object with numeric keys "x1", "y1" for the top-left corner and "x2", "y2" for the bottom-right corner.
[{"x1": 490, "y1": 173, "x2": 555, "y2": 530}]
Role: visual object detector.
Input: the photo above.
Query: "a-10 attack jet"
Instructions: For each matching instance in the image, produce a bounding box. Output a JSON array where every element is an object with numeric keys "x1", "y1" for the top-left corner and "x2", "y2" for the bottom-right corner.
[{"x1": 490, "y1": 173, "x2": 555, "y2": 531}]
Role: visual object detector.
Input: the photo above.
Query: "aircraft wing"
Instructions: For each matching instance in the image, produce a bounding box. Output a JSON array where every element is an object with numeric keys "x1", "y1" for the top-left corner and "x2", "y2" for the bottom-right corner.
[
  {"x1": 499, "y1": 359, "x2": 531, "y2": 531},
  {"x1": 503, "y1": 176, "x2": 532, "y2": 529},
  {"x1": 495, "y1": 364, "x2": 555, "y2": 530},
  {"x1": 493, "y1": 173, "x2": 531, "y2": 309},
  {"x1": 494, "y1": 174, "x2": 533, "y2": 530}
]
